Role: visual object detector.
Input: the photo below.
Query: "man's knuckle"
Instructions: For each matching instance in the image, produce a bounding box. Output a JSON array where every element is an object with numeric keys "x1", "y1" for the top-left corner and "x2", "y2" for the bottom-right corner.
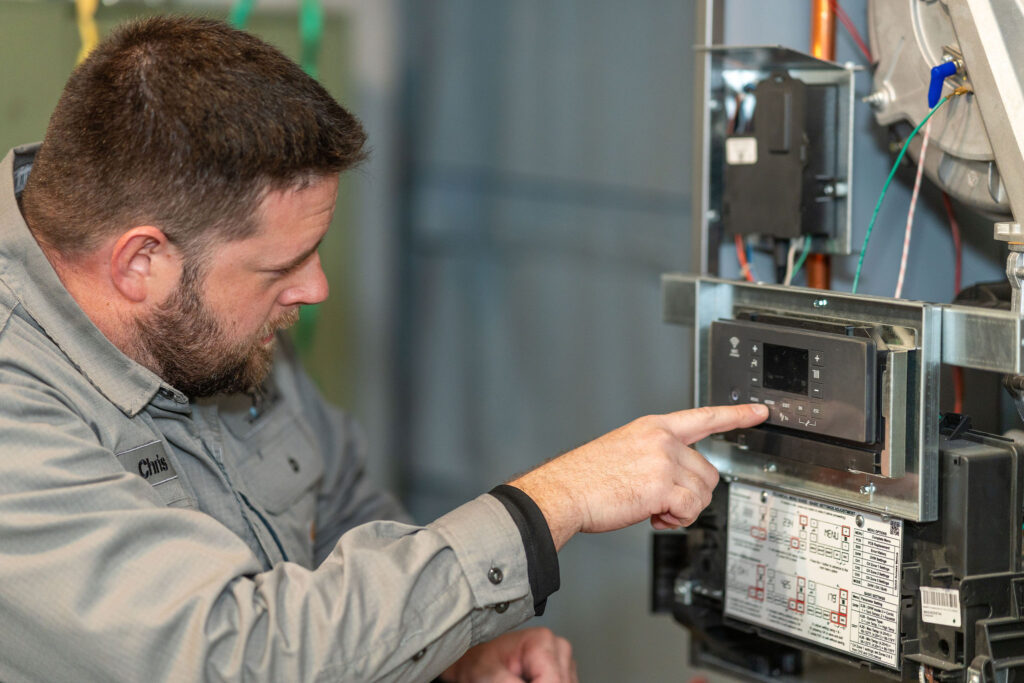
[{"x1": 692, "y1": 405, "x2": 716, "y2": 422}]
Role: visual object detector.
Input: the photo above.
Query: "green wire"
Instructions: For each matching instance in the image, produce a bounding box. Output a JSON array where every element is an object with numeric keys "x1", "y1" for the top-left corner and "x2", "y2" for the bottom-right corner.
[
  {"x1": 852, "y1": 95, "x2": 950, "y2": 294},
  {"x1": 791, "y1": 235, "x2": 812, "y2": 282},
  {"x1": 228, "y1": 0, "x2": 255, "y2": 29},
  {"x1": 299, "y1": 0, "x2": 323, "y2": 79}
]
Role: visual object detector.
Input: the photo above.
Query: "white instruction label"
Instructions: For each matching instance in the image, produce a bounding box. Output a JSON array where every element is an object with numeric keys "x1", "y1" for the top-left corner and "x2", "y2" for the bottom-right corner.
[
  {"x1": 920, "y1": 587, "x2": 961, "y2": 627},
  {"x1": 726, "y1": 137, "x2": 758, "y2": 165},
  {"x1": 724, "y1": 482, "x2": 903, "y2": 670}
]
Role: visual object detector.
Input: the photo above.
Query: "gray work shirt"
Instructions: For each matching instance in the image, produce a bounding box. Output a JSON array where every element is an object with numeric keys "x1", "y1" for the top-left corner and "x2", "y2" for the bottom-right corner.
[{"x1": 0, "y1": 145, "x2": 535, "y2": 682}]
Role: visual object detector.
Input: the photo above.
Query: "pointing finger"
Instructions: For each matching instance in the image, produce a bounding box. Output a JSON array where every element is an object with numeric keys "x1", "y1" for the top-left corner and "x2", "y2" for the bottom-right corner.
[{"x1": 663, "y1": 404, "x2": 768, "y2": 445}]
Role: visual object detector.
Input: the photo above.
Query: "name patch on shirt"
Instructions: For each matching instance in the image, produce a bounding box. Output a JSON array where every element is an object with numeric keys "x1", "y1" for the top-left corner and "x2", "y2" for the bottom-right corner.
[{"x1": 116, "y1": 440, "x2": 178, "y2": 487}]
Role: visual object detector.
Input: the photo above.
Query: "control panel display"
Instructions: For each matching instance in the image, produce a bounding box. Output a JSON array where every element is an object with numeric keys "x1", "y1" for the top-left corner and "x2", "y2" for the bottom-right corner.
[
  {"x1": 710, "y1": 319, "x2": 877, "y2": 443},
  {"x1": 763, "y1": 343, "x2": 808, "y2": 395}
]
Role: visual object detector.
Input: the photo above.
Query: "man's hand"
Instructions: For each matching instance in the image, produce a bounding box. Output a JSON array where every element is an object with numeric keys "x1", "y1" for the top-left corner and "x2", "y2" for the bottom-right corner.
[
  {"x1": 510, "y1": 404, "x2": 768, "y2": 548},
  {"x1": 441, "y1": 627, "x2": 576, "y2": 683}
]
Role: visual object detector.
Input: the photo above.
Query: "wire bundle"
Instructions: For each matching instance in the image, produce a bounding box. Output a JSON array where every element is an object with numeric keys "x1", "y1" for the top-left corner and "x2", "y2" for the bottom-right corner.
[
  {"x1": 852, "y1": 95, "x2": 951, "y2": 294},
  {"x1": 893, "y1": 120, "x2": 932, "y2": 298}
]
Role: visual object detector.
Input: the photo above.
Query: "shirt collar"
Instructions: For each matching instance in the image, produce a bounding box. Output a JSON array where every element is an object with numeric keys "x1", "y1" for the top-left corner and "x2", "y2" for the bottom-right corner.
[{"x1": 0, "y1": 144, "x2": 167, "y2": 416}]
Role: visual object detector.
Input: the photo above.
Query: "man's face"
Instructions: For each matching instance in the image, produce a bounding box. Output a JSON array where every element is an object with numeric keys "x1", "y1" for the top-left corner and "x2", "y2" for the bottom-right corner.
[{"x1": 134, "y1": 175, "x2": 338, "y2": 397}]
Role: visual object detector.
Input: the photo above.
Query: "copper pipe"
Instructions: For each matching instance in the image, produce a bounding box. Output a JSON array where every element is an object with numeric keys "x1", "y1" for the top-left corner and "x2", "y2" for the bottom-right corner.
[
  {"x1": 811, "y1": 0, "x2": 835, "y2": 63},
  {"x1": 808, "y1": 0, "x2": 835, "y2": 290}
]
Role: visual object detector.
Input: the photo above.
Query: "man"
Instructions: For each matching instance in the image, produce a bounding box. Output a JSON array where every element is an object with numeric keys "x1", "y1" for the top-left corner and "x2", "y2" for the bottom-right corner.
[{"x1": 0, "y1": 16, "x2": 768, "y2": 682}]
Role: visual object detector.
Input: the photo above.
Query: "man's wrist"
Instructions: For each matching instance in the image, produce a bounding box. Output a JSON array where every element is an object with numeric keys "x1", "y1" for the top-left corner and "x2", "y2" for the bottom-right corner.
[
  {"x1": 505, "y1": 472, "x2": 581, "y2": 551},
  {"x1": 489, "y1": 484, "x2": 560, "y2": 616}
]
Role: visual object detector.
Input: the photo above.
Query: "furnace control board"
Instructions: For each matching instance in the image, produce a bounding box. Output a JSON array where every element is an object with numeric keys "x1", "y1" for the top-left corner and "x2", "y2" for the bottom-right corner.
[{"x1": 710, "y1": 319, "x2": 878, "y2": 443}]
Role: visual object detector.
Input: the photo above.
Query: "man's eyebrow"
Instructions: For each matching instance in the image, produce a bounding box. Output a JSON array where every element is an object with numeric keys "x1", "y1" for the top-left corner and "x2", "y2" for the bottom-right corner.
[{"x1": 267, "y1": 236, "x2": 325, "y2": 272}]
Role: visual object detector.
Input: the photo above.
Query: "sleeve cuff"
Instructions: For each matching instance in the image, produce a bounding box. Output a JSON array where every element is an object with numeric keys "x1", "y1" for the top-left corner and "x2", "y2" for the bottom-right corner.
[{"x1": 488, "y1": 484, "x2": 560, "y2": 615}]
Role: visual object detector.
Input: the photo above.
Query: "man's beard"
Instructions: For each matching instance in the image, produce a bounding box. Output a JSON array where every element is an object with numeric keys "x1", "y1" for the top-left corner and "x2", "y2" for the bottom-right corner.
[{"x1": 132, "y1": 261, "x2": 299, "y2": 398}]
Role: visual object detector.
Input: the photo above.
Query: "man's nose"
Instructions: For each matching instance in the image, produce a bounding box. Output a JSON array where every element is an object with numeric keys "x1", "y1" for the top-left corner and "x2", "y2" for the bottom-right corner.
[{"x1": 279, "y1": 254, "x2": 329, "y2": 307}]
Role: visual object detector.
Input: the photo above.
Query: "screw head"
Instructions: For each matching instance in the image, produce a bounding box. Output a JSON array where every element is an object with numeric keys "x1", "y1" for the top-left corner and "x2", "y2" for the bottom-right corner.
[
  {"x1": 760, "y1": 491, "x2": 769, "y2": 503},
  {"x1": 856, "y1": 515, "x2": 865, "y2": 528},
  {"x1": 813, "y1": 298, "x2": 829, "y2": 308}
]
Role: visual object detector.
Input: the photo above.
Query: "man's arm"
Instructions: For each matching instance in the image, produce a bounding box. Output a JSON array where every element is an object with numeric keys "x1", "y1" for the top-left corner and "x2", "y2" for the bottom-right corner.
[
  {"x1": 510, "y1": 404, "x2": 769, "y2": 549},
  {"x1": 0, "y1": 376, "x2": 536, "y2": 682}
]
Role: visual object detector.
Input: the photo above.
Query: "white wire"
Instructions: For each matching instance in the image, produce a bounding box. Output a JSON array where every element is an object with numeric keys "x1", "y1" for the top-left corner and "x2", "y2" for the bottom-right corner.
[
  {"x1": 894, "y1": 119, "x2": 932, "y2": 299},
  {"x1": 783, "y1": 238, "x2": 800, "y2": 286}
]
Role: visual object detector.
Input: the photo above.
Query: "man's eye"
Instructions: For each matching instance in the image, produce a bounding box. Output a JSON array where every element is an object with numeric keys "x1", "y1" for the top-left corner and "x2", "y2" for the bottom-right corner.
[{"x1": 270, "y1": 263, "x2": 300, "y2": 277}]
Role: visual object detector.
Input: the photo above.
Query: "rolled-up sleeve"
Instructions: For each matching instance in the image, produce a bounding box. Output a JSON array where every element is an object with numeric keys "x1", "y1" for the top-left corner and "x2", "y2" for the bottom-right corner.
[{"x1": 0, "y1": 381, "x2": 534, "y2": 682}]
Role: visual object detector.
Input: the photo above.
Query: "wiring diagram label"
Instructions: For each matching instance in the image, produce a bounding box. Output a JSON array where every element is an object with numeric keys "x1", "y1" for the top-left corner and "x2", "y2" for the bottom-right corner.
[{"x1": 724, "y1": 482, "x2": 903, "y2": 670}]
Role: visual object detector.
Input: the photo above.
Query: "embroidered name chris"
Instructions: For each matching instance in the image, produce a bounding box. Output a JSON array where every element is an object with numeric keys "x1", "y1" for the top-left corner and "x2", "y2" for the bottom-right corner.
[{"x1": 137, "y1": 456, "x2": 170, "y2": 479}]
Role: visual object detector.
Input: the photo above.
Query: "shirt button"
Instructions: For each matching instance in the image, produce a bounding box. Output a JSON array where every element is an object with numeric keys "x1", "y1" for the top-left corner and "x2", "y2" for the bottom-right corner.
[
  {"x1": 494, "y1": 601, "x2": 509, "y2": 613},
  {"x1": 487, "y1": 567, "x2": 503, "y2": 585},
  {"x1": 412, "y1": 648, "x2": 427, "y2": 661}
]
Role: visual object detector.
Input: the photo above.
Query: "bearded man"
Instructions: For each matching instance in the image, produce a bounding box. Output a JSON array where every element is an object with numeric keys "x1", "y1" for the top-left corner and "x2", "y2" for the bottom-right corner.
[{"x1": 0, "y1": 15, "x2": 767, "y2": 682}]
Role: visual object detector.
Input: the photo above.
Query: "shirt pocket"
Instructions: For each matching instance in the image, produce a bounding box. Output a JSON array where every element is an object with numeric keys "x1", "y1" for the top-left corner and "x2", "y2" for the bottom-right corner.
[
  {"x1": 236, "y1": 415, "x2": 324, "y2": 513},
  {"x1": 231, "y1": 409, "x2": 324, "y2": 566}
]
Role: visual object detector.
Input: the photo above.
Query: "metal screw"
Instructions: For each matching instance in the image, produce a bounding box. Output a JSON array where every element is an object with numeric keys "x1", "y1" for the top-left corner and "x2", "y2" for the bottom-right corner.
[
  {"x1": 675, "y1": 579, "x2": 694, "y2": 605},
  {"x1": 706, "y1": 209, "x2": 720, "y2": 222},
  {"x1": 813, "y1": 299, "x2": 829, "y2": 308},
  {"x1": 856, "y1": 515, "x2": 865, "y2": 528},
  {"x1": 862, "y1": 90, "x2": 889, "y2": 107},
  {"x1": 763, "y1": 463, "x2": 777, "y2": 473},
  {"x1": 860, "y1": 482, "x2": 876, "y2": 496},
  {"x1": 823, "y1": 184, "x2": 835, "y2": 196},
  {"x1": 969, "y1": 673, "x2": 981, "y2": 683},
  {"x1": 709, "y1": 100, "x2": 722, "y2": 111},
  {"x1": 760, "y1": 490, "x2": 769, "y2": 503}
]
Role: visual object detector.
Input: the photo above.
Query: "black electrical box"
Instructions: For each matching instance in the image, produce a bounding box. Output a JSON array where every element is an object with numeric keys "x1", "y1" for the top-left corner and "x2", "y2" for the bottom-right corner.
[{"x1": 722, "y1": 71, "x2": 839, "y2": 239}]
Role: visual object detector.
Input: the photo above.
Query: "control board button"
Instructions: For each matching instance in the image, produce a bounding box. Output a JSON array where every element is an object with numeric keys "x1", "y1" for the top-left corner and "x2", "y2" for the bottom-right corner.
[
  {"x1": 810, "y1": 385, "x2": 823, "y2": 399},
  {"x1": 750, "y1": 341, "x2": 761, "y2": 355},
  {"x1": 750, "y1": 358, "x2": 759, "y2": 369},
  {"x1": 810, "y1": 405, "x2": 824, "y2": 417},
  {"x1": 777, "y1": 412, "x2": 792, "y2": 424},
  {"x1": 811, "y1": 350, "x2": 824, "y2": 366},
  {"x1": 750, "y1": 374, "x2": 761, "y2": 387},
  {"x1": 794, "y1": 403, "x2": 807, "y2": 414},
  {"x1": 810, "y1": 367, "x2": 823, "y2": 381},
  {"x1": 749, "y1": 395, "x2": 761, "y2": 403}
]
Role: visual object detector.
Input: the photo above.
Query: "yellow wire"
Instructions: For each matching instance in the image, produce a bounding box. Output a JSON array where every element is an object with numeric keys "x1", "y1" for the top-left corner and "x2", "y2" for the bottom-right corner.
[{"x1": 75, "y1": 0, "x2": 100, "y2": 65}]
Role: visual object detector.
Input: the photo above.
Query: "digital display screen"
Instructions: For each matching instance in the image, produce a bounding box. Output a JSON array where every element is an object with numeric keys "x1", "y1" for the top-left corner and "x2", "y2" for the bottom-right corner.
[{"x1": 763, "y1": 343, "x2": 808, "y2": 395}]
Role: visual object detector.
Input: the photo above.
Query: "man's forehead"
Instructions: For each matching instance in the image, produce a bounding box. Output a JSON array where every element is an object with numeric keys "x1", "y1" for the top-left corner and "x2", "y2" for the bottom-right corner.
[{"x1": 225, "y1": 176, "x2": 338, "y2": 261}]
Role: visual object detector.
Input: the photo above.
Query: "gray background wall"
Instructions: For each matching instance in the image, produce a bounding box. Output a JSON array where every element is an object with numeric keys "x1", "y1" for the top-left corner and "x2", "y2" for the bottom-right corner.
[{"x1": 391, "y1": 2, "x2": 697, "y2": 679}]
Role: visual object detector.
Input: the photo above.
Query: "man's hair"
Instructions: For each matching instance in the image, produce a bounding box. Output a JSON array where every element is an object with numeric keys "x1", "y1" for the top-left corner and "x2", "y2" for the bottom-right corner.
[{"x1": 21, "y1": 15, "x2": 367, "y2": 258}]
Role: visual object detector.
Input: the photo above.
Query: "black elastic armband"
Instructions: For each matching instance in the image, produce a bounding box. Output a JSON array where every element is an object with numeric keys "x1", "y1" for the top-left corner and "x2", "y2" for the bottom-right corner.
[{"x1": 488, "y1": 484, "x2": 560, "y2": 615}]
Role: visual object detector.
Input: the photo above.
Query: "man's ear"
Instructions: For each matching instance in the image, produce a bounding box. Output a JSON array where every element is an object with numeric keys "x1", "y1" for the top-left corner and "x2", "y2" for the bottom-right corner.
[{"x1": 109, "y1": 226, "x2": 181, "y2": 303}]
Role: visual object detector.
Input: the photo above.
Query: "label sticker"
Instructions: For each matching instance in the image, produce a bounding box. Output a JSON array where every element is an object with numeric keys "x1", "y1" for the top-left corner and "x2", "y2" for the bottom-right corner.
[
  {"x1": 724, "y1": 482, "x2": 903, "y2": 670},
  {"x1": 920, "y1": 587, "x2": 961, "y2": 627},
  {"x1": 726, "y1": 137, "x2": 758, "y2": 165}
]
